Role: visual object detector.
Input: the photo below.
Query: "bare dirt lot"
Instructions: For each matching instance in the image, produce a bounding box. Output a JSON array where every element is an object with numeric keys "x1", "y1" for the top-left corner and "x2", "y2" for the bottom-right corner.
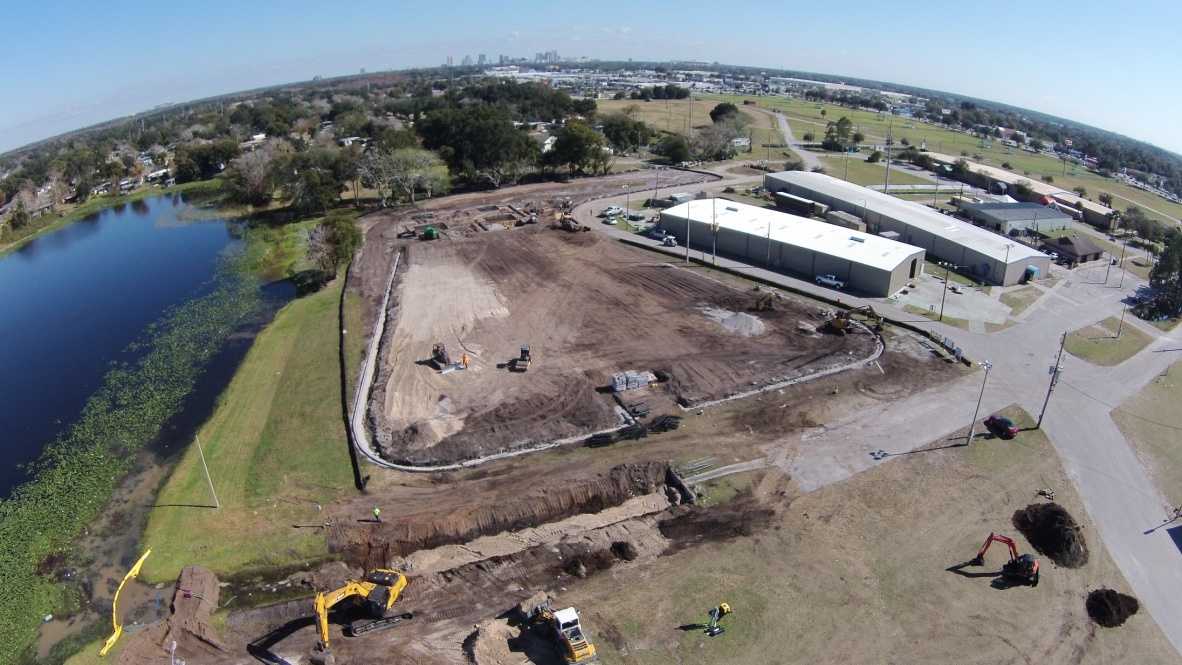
[{"x1": 363, "y1": 220, "x2": 876, "y2": 466}]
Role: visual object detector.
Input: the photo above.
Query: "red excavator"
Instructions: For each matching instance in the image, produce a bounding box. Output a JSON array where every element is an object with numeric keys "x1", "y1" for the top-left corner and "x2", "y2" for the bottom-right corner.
[{"x1": 970, "y1": 532, "x2": 1040, "y2": 586}]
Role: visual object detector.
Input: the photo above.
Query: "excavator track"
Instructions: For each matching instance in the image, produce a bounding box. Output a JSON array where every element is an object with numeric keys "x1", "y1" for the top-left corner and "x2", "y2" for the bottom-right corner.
[{"x1": 346, "y1": 612, "x2": 415, "y2": 637}]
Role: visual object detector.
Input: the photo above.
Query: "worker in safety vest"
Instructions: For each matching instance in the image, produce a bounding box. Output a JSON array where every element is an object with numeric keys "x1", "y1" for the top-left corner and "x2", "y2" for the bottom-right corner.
[{"x1": 372, "y1": 506, "x2": 382, "y2": 523}]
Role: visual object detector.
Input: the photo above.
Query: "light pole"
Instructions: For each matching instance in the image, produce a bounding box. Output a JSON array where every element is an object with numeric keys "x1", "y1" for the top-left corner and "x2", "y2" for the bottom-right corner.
[
  {"x1": 938, "y1": 262, "x2": 960, "y2": 322},
  {"x1": 1117, "y1": 302, "x2": 1129, "y2": 338},
  {"x1": 965, "y1": 360, "x2": 992, "y2": 446}
]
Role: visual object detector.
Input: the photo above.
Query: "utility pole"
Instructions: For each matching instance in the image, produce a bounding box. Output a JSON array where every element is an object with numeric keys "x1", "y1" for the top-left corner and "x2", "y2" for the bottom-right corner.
[
  {"x1": 1118, "y1": 236, "x2": 1128, "y2": 289},
  {"x1": 965, "y1": 360, "x2": 992, "y2": 445},
  {"x1": 882, "y1": 116, "x2": 894, "y2": 190},
  {"x1": 194, "y1": 435, "x2": 220, "y2": 509},
  {"x1": 1037, "y1": 333, "x2": 1066, "y2": 428},
  {"x1": 1117, "y1": 303, "x2": 1129, "y2": 338}
]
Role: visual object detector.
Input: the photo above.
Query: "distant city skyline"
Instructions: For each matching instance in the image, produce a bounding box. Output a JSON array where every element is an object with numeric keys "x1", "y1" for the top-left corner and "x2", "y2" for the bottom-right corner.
[{"x1": 2, "y1": 0, "x2": 1181, "y2": 155}]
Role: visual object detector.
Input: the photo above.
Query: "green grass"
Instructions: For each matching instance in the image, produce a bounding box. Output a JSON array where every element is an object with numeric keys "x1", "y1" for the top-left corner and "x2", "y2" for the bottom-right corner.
[
  {"x1": 1065, "y1": 316, "x2": 1153, "y2": 366},
  {"x1": 999, "y1": 285, "x2": 1042, "y2": 317},
  {"x1": 1112, "y1": 361, "x2": 1182, "y2": 508},
  {"x1": 903, "y1": 303, "x2": 969, "y2": 330},
  {"x1": 342, "y1": 286, "x2": 366, "y2": 403},
  {"x1": 817, "y1": 156, "x2": 929, "y2": 187},
  {"x1": 702, "y1": 93, "x2": 1182, "y2": 226},
  {"x1": 141, "y1": 276, "x2": 354, "y2": 583},
  {"x1": 0, "y1": 179, "x2": 222, "y2": 257},
  {"x1": 923, "y1": 260, "x2": 982, "y2": 288}
]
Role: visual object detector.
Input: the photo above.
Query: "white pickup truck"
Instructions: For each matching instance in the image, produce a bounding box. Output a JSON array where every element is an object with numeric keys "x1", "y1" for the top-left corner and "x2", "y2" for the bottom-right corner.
[{"x1": 815, "y1": 274, "x2": 845, "y2": 289}]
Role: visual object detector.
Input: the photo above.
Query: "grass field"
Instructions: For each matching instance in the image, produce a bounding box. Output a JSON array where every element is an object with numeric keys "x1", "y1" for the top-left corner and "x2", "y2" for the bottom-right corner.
[
  {"x1": 1113, "y1": 361, "x2": 1182, "y2": 508},
  {"x1": 999, "y1": 285, "x2": 1043, "y2": 317},
  {"x1": 1065, "y1": 315, "x2": 1153, "y2": 366},
  {"x1": 596, "y1": 98, "x2": 781, "y2": 161},
  {"x1": 140, "y1": 275, "x2": 354, "y2": 583},
  {"x1": 560, "y1": 405, "x2": 1175, "y2": 663},
  {"x1": 701, "y1": 93, "x2": 1182, "y2": 226},
  {"x1": 817, "y1": 155, "x2": 929, "y2": 187}
]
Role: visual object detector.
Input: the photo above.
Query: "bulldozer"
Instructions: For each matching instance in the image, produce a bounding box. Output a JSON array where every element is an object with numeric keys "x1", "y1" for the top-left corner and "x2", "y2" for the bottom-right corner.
[
  {"x1": 969, "y1": 533, "x2": 1040, "y2": 586},
  {"x1": 555, "y1": 213, "x2": 590, "y2": 232},
  {"x1": 824, "y1": 305, "x2": 883, "y2": 334},
  {"x1": 310, "y1": 569, "x2": 413, "y2": 665},
  {"x1": 526, "y1": 600, "x2": 598, "y2": 663}
]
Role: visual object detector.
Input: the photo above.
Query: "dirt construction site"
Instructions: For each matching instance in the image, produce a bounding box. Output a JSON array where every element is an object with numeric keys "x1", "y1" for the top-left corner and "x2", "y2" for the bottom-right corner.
[{"x1": 119, "y1": 174, "x2": 1177, "y2": 665}]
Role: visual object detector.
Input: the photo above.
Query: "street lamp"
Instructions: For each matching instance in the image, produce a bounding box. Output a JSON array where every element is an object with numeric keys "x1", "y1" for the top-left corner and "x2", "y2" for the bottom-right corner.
[
  {"x1": 965, "y1": 360, "x2": 993, "y2": 446},
  {"x1": 938, "y1": 261, "x2": 961, "y2": 322}
]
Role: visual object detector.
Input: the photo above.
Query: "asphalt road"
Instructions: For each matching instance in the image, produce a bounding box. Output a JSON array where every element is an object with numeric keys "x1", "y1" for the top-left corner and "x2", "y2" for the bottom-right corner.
[{"x1": 573, "y1": 194, "x2": 1182, "y2": 655}]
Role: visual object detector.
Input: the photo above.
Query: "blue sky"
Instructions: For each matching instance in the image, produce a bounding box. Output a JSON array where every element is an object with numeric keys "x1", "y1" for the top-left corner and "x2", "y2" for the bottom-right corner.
[{"x1": 3, "y1": 0, "x2": 1181, "y2": 154}]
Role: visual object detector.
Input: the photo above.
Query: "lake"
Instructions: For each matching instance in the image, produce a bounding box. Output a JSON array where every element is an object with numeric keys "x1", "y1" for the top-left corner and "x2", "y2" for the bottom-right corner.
[{"x1": 0, "y1": 194, "x2": 284, "y2": 497}]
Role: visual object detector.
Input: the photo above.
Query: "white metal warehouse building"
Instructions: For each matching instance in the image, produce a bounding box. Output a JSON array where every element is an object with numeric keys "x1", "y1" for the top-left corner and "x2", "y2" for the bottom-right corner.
[
  {"x1": 659, "y1": 199, "x2": 925, "y2": 297},
  {"x1": 763, "y1": 171, "x2": 1052, "y2": 285}
]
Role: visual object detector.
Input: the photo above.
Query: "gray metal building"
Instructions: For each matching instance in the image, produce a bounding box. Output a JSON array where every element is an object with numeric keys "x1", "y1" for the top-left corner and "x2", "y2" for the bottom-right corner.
[
  {"x1": 659, "y1": 199, "x2": 925, "y2": 296},
  {"x1": 959, "y1": 201, "x2": 1073, "y2": 235},
  {"x1": 764, "y1": 171, "x2": 1051, "y2": 285}
]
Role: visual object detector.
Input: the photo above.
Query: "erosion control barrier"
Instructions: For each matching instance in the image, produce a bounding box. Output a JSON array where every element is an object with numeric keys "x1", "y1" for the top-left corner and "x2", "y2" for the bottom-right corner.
[{"x1": 616, "y1": 236, "x2": 976, "y2": 369}]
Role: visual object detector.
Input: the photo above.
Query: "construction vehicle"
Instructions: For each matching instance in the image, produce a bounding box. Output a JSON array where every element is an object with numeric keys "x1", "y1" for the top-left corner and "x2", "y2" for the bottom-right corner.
[
  {"x1": 511, "y1": 344, "x2": 532, "y2": 372},
  {"x1": 310, "y1": 570, "x2": 413, "y2": 665},
  {"x1": 555, "y1": 213, "x2": 590, "y2": 232},
  {"x1": 969, "y1": 532, "x2": 1040, "y2": 586},
  {"x1": 432, "y1": 342, "x2": 451, "y2": 369},
  {"x1": 526, "y1": 601, "x2": 598, "y2": 663},
  {"x1": 825, "y1": 305, "x2": 883, "y2": 334},
  {"x1": 704, "y1": 602, "x2": 733, "y2": 637}
]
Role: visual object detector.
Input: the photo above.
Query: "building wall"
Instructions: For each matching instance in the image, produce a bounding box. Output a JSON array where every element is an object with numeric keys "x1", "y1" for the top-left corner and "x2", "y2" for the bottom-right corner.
[
  {"x1": 658, "y1": 212, "x2": 924, "y2": 296},
  {"x1": 766, "y1": 176, "x2": 1050, "y2": 286}
]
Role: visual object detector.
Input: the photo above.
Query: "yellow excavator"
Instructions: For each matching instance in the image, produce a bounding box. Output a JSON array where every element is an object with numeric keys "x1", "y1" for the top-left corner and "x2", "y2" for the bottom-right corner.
[
  {"x1": 311, "y1": 569, "x2": 412, "y2": 665},
  {"x1": 825, "y1": 304, "x2": 883, "y2": 334}
]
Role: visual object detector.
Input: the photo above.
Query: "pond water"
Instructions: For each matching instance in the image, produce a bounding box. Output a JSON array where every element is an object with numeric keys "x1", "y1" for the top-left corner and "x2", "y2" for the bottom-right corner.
[{"x1": 0, "y1": 194, "x2": 284, "y2": 496}]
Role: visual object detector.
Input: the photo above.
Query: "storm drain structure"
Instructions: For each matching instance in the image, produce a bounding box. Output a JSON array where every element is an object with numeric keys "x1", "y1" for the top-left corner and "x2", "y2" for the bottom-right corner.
[{"x1": 659, "y1": 199, "x2": 925, "y2": 296}]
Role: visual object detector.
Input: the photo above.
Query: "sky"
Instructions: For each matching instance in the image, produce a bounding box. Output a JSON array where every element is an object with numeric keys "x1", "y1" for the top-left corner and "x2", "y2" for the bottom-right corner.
[{"x1": 3, "y1": 0, "x2": 1182, "y2": 155}]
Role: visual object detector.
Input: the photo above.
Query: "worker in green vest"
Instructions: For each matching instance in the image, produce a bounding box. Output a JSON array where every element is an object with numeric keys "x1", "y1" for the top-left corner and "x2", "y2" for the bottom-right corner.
[{"x1": 372, "y1": 506, "x2": 382, "y2": 523}]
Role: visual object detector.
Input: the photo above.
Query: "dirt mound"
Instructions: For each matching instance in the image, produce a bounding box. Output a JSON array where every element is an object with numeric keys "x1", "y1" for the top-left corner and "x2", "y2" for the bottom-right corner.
[
  {"x1": 332, "y1": 462, "x2": 670, "y2": 566},
  {"x1": 466, "y1": 618, "x2": 530, "y2": 665},
  {"x1": 658, "y1": 493, "x2": 776, "y2": 550},
  {"x1": 118, "y1": 566, "x2": 226, "y2": 665},
  {"x1": 1087, "y1": 589, "x2": 1140, "y2": 627},
  {"x1": 1012, "y1": 503, "x2": 1089, "y2": 568},
  {"x1": 700, "y1": 306, "x2": 767, "y2": 337}
]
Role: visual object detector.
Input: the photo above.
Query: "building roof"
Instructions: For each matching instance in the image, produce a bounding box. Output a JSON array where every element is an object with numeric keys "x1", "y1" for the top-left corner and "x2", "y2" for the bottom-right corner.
[
  {"x1": 1046, "y1": 234, "x2": 1104, "y2": 258},
  {"x1": 765, "y1": 171, "x2": 1047, "y2": 265},
  {"x1": 661, "y1": 199, "x2": 923, "y2": 272},
  {"x1": 960, "y1": 201, "x2": 1073, "y2": 223},
  {"x1": 924, "y1": 152, "x2": 1115, "y2": 218}
]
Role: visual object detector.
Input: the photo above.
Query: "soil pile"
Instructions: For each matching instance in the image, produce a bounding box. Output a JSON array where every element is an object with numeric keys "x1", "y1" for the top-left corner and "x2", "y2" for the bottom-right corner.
[
  {"x1": 1086, "y1": 588, "x2": 1140, "y2": 627},
  {"x1": 700, "y1": 306, "x2": 767, "y2": 337},
  {"x1": 118, "y1": 566, "x2": 226, "y2": 665},
  {"x1": 1012, "y1": 502, "x2": 1089, "y2": 568},
  {"x1": 658, "y1": 493, "x2": 776, "y2": 550},
  {"x1": 466, "y1": 618, "x2": 530, "y2": 665}
]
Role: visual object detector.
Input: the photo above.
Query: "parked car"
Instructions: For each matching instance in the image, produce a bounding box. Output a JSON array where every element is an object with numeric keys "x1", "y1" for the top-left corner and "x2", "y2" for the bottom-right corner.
[
  {"x1": 983, "y1": 415, "x2": 1019, "y2": 440},
  {"x1": 602, "y1": 217, "x2": 618, "y2": 225},
  {"x1": 815, "y1": 274, "x2": 845, "y2": 289},
  {"x1": 599, "y1": 206, "x2": 622, "y2": 218}
]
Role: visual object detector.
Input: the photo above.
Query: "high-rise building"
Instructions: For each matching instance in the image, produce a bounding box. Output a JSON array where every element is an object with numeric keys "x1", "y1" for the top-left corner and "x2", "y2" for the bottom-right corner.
[
  {"x1": 461, "y1": 55, "x2": 472, "y2": 66},
  {"x1": 478, "y1": 54, "x2": 487, "y2": 66}
]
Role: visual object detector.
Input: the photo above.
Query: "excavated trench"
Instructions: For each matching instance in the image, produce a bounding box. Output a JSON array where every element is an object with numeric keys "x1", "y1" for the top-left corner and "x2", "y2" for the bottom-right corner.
[{"x1": 329, "y1": 463, "x2": 679, "y2": 567}]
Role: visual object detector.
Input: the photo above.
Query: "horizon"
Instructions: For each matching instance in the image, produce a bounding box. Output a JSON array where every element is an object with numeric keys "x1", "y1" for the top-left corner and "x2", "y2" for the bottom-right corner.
[{"x1": 3, "y1": 0, "x2": 1182, "y2": 157}]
